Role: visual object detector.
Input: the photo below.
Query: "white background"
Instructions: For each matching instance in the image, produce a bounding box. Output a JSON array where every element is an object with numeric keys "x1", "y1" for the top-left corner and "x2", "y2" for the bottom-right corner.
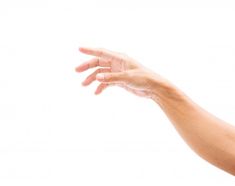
[{"x1": 0, "y1": 0, "x2": 235, "y2": 185}]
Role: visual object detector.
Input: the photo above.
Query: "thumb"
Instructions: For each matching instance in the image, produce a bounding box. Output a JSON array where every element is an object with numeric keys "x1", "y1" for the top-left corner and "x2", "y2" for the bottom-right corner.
[{"x1": 96, "y1": 72, "x2": 128, "y2": 83}]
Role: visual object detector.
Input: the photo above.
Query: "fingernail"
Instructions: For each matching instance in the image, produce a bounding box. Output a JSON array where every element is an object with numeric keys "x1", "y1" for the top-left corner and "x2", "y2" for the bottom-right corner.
[{"x1": 96, "y1": 74, "x2": 105, "y2": 81}]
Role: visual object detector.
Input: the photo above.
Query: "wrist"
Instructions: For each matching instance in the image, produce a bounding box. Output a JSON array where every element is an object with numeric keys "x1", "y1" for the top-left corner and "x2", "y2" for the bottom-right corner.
[{"x1": 149, "y1": 76, "x2": 186, "y2": 106}]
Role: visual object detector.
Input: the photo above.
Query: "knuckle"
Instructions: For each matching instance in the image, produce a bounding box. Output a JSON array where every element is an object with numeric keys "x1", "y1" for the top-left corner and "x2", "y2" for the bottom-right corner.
[
  {"x1": 97, "y1": 57, "x2": 100, "y2": 66},
  {"x1": 100, "y1": 68, "x2": 107, "y2": 73},
  {"x1": 97, "y1": 48, "x2": 105, "y2": 56},
  {"x1": 99, "y1": 50, "x2": 104, "y2": 57},
  {"x1": 97, "y1": 68, "x2": 101, "y2": 73}
]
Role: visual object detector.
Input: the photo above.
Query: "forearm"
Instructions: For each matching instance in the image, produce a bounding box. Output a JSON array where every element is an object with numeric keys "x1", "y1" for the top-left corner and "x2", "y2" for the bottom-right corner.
[
  {"x1": 151, "y1": 79, "x2": 235, "y2": 175},
  {"x1": 77, "y1": 46, "x2": 235, "y2": 175}
]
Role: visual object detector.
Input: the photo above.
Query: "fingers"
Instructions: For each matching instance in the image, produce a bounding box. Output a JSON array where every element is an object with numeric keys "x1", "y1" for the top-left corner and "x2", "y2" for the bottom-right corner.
[
  {"x1": 82, "y1": 68, "x2": 111, "y2": 86},
  {"x1": 95, "y1": 83, "x2": 120, "y2": 95},
  {"x1": 96, "y1": 72, "x2": 128, "y2": 84},
  {"x1": 95, "y1": 83, "x2": 109, "y2": 95},
  {"x1": 75, "y1": 58, "x2": 110, "y2": 73},
  {"x1": 79, "y1": 47, "x2": 115, "y2": 60}
]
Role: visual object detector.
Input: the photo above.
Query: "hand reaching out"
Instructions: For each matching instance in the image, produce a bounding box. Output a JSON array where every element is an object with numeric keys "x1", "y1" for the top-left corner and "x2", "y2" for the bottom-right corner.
[
  {"x1": 75, "y1": 46, "x2": 235, "y2": 176},
  {"x1": 75, "y1": 47, "x2": 169, "y2": 98}
]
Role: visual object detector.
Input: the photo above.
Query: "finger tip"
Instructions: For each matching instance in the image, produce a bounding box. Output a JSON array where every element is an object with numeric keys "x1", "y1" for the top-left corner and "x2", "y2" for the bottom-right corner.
[
  {"x1": 95, "y1": 89, "x2": 102, "y2": 95},
  {"x1": 82, "y1": 82, "x2": 88, "y2": 86},
  {"x1": 75, "y1": 67, "x2": 84, "y2": 73},
  {"x1": 94, "y1": 91, "x2": 100, "y2": 95},
  {"x1": 79, "y1": 46, "x2": 88, "y2": 53},
  {"x1": 75, "y1": 66, "x2": 81, "y2": 71}
]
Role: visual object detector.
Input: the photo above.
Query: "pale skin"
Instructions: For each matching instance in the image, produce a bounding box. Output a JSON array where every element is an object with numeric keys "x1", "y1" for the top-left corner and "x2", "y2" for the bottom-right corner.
[{"x1": 75, "y1": 47, "x2": 235, "y2": 176}]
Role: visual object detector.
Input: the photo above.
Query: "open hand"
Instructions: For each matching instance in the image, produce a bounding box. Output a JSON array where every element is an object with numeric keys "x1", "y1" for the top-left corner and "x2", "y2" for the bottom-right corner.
[{"x1": 75, "y1": 47, "x2": 167, "y2": 98}]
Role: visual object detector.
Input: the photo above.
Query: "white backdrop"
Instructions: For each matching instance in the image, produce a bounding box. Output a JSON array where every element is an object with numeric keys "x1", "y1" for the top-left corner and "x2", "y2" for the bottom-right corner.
[{"x1": 0, "y1": 0, "x2": 235, "y2": 185}]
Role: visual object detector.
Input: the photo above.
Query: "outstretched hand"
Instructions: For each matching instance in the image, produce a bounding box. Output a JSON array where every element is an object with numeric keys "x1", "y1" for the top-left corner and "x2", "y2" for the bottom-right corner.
[
  {"x1": 76, "y1": 47, "x2": 235, "y2": 176},
  {"x1": 75, "y1": 47, "x2": 168, "y2": 98}
]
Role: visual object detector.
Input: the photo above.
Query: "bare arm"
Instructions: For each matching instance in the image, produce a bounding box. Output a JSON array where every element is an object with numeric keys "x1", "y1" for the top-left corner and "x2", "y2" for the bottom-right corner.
[
  {"x1": 75, "y1": 47, "x2": 235, "y2": 175},
  {"x1": 151, "y1": 82, "x2": 235, "y2": 175}
]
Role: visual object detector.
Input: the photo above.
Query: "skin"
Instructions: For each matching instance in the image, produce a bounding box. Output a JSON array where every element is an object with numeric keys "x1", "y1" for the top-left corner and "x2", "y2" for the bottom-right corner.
[{"x1": 75, "y1": 47, "x2": 235, "y2": 176}]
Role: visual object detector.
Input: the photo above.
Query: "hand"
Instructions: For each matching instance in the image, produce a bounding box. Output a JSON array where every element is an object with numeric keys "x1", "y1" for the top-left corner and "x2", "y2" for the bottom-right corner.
[
  {"x1": 76, "y1": 47, "x2": 235, "y2": 176},
  {"x1": 75, "y1": 47, "x2": 168, "y2": 98}
]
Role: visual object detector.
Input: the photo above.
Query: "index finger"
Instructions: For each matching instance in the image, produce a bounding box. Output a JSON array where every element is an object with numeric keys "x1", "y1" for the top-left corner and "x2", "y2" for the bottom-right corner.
[{"x1": 79, "y1": 47, "x2": 115, "y2": 60}]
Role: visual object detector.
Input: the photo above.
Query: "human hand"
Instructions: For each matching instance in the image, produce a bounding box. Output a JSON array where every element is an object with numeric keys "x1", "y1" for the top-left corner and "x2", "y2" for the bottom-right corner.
[{"x1": 75, "y1": 47, "x2": 169, "y2": 98}]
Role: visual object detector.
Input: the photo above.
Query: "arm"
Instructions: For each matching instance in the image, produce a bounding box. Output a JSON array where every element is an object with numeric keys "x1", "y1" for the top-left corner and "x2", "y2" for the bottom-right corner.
[
  {"x1": 151, "y1": 81, "x2": 235, "y2": 175},
  {"x1": 75, "y1": 47, "x2": 235, "y2": 175}
]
